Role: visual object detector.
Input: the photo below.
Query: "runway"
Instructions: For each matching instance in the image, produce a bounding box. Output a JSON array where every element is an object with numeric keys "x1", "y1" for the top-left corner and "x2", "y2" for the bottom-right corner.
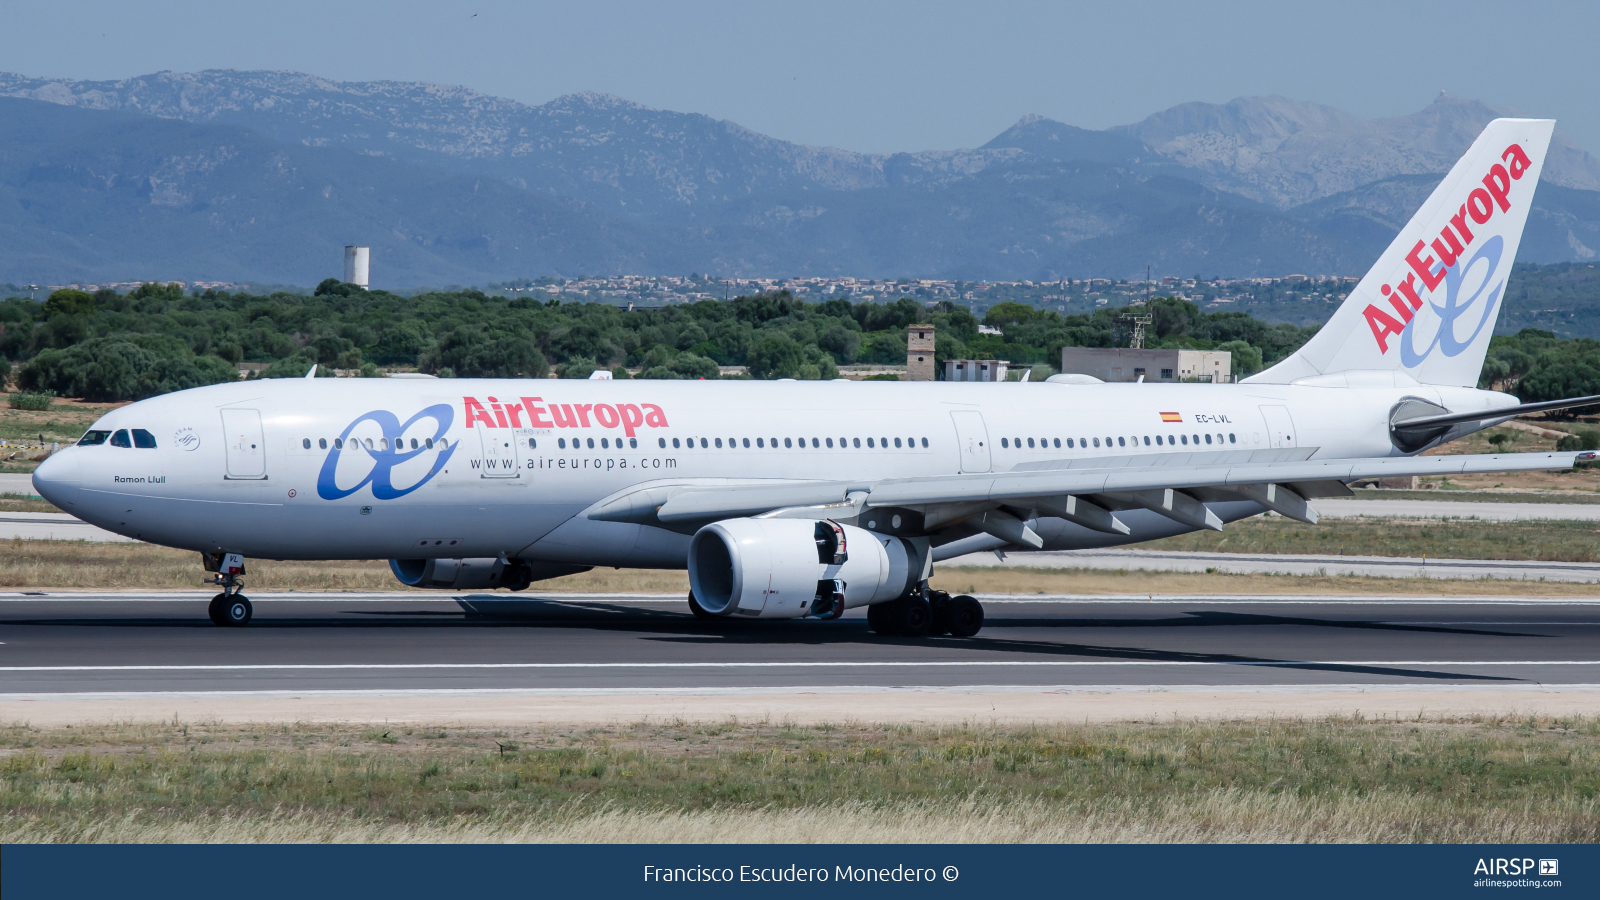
[
  {"x1": 942, "y1": 548, "x2": 1600, "y2": 582},
  {"x1": 3, "y1": 591, "x2": 1599, "y2": 697}
]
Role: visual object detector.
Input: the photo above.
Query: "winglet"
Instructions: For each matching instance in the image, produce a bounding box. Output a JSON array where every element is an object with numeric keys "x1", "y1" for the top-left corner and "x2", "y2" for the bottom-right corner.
[{"x1": 305, "y1": 364, "x2": 318, "y2": 379}]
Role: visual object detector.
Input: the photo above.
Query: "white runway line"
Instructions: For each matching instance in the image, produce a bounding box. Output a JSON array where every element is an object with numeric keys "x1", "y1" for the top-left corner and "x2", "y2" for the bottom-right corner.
[
  {"x1": 5, "y1": 683, "x2": 1600, "y2": 701},
  {"x1": 4, "y1": 660, "x2": 1598, "y2": 672}
]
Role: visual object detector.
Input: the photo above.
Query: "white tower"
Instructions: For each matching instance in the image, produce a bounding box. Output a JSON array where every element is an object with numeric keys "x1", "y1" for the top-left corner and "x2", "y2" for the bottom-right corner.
[{"x1": 343, "y1": 246, "x2": 370, "y2": 288}]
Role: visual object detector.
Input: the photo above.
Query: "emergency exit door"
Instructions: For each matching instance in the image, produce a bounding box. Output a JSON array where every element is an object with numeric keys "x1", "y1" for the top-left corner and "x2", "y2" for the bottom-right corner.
[{"x1": 1259, "y1": 405, "x2": 1298, "y2": 449}]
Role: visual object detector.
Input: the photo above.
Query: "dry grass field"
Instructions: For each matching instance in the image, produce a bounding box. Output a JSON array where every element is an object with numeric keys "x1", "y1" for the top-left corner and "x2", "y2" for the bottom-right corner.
[
  {"x1": 4, "y1": 538, "x2": 1600, "y2": 596},
  {"x1": 2, "y1": 718, "x2": 1596, "y2": 844}
]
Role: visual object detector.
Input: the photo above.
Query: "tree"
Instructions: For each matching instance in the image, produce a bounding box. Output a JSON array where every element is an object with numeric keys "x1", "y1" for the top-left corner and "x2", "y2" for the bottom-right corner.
[{"x1": 1216, "y1": 340, "x2": 1263, "y2": 378}]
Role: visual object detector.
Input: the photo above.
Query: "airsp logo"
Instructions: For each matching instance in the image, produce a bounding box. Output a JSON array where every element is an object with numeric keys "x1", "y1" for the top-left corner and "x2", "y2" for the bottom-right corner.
[{"x1": 173, "y1": 427, "x2": 200, "y2": 451}]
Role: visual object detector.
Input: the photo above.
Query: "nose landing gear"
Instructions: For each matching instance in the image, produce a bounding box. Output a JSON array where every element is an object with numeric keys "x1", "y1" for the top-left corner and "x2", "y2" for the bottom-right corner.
[{"x1": 203, "y1": 551, "x2": 253, "y2": 628}]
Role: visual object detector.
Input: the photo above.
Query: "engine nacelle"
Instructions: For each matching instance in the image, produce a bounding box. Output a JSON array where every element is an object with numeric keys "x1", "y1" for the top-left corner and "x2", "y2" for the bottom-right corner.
[
  {"x1": 389, "y1": 558, "x2": 591, "y2": 591},
  {"x1": 688, "y1": 518, "x2": 919, "y2": 618}
]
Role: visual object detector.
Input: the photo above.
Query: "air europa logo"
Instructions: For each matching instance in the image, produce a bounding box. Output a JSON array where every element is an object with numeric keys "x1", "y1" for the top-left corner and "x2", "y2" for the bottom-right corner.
[
  {"x1": 316, "y1": 404, "x2": 457, "y2": 500},
  {"x1": 1363, "y1": 142, "x2": 1534, "y2": 360},
  {"x1": 463, "y1": 396, "x2": 669, "y2": 437}
]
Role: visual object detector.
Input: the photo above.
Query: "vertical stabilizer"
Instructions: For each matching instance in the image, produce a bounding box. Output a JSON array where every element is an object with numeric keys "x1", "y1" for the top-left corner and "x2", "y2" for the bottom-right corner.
[{"x1": 1246, "y1": 118, "x2": 1553, "y2": 387}]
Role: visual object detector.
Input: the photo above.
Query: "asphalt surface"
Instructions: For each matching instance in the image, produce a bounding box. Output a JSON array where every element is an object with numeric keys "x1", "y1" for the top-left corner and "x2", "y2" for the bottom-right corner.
[
  {"x1": 945, "y1": 548, "x2": 1600, "y2": 582},
  {"x1": 2, "y1": 591, "x2": 1598, "y2": 695}
]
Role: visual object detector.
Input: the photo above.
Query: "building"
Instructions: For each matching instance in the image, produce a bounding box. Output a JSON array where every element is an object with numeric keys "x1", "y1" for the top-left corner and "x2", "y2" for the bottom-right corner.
[
  {"x1": 943, "y1": 359, "x2": 1009, "y2": 382},
  {"x1": 906, "y1": 323, "x2": 936, "y2": 381},
  {"x1": 343, "y1": 246, "x2": 370, "y2": 288},
  {"x1": 1059, "y1": 347, "x2": 1232, "y2": 383}
]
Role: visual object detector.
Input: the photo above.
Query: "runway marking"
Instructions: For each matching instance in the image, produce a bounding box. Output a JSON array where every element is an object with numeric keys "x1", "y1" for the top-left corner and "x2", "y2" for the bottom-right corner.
[
  {"x1": 3, "y1": 660, "x2": 1599, "y2": 672},
  {"x1": 5, "y1": 683, "x2": 1600, "y2": 701}
]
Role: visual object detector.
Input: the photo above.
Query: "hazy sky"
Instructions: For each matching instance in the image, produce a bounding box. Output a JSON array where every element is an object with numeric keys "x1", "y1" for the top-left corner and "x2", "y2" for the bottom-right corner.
[{"x1": 3, "y1": 0, "x2": 1595, "y2": 154}]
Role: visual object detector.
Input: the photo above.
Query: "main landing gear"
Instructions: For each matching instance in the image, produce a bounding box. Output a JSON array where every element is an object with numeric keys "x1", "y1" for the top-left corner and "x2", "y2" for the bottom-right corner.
[
  {"x1": 867, "y1": 588, "x2": 984, "y2": 638},
  {"x1": 203, "y1": 552, "x2": 253, "y2": 628}
]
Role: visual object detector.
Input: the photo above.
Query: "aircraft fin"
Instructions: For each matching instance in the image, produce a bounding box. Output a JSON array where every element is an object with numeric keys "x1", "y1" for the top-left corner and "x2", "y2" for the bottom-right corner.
[{"x1": 1245, "y1": 118, "x2": 1554, "y2": 387}]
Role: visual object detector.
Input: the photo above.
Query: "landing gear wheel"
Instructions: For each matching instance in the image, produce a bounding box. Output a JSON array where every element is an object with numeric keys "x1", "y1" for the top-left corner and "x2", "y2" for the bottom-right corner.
[
  {"x1": 207, "y1": 593, "x2": 229, "y2": 626},
  {"x1": 687, "y1": 592, "x2": 716, "y2": 620},
  {"x1": 893, "y1": 594, "x2": 932, "y2": 637},
  {"x1": 866, "y1": 601, "x2": 895, "y2": 635},
  {"x1": 947, "y1": 594, "x2": 984, "y2": 637},
  {"x1": 927, "y1": 590, "x2": 953, "y2": 636},
  {"x1": 218, "y1": 595, "x2": 252, "y2": 627}
]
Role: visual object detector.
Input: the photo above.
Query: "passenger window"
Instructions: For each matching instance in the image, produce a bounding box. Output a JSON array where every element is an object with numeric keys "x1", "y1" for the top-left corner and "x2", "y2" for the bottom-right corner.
[
  {"x1": 78, "y1": 430, "x2": 111, "y2": 446},
  {"x1": 559, "y1": 438, "x2": 567, "y2": 449},
  {"x1": 1066, "y1": 438, "x2": 1074, "y2": 448},
  {"x1": 867, "y1": 438, "x2": 875, "y2": 448},
  {"x1": 320, "y1": 438, "x2": 328, "y2": 449},
  {"x1": 701, "y1": 438, "x2": 708, "y2": 448},
  {"x1": 757, "y1": 438, "x2": 764, "y2": 448},
  {"x1": 1092, "y1": 438, "x2": 1100, "y2": 448},
  {"x1": 1052, "y1": 438, "x2": 1060, "y2": 448},
  {"x1": 1181, "y1": 435, "x2": 1188, "y2": 445},
  {"x1": 921, "y1": 438, "x2": 928, "y2": 448},
  {"x1": 302, "y1": 438, "x2": 311, "y2": 449},
  {"x1": 602, "y1": 438, "x2": 610, "y2": 449},
  {"x1": 334, "y1": 438, "x2": 344, "y2": 450},
  {"x1": 1229, "y1": 433, "x2": 1236, "y2": 443},
  {"x1": 784, "y1": 438, "x2": 792, "y2": 448},
  {"x1": 811, "y1": 438, "x2": 819, "y2": 448},
  {"x1": 1118, "y1": 437, "x2": 1126, "y2": 447},
  {"x1": 629, "y1": 438, "x2": 637, "y2": 448},
  {"x1": 894, "y1": 437, "x2": 902, "y2": 448},
  {"x1": 1025, "y1": 438, "x2": 1032, "y2": 448},
  {"x1": 590, "y1": 438, "x2": 598, "y2": 449},
  {"x1": 825, "y1": 437, "x2": 833, "y2": 448},
  {"x1": 1205, "y1": 434, "x2": 1212, "y2": 444},
  {"x1": 365, "y1": 438, "x2": 374, "y2": 450},
  {"x1": 880, "y1": 437, "x2": 888, "y2": 447},
  {"x1": 1143, "y1": 436, "x2": 1150, "y2": 446},
  {"x1": 1001, "y1": 438, "x2": 1008, "y2": 448},
  {"x1": 714, "y1": 438, "x2": 722, "y2": 448},
  {"x1": 109, "y1": 429, "x2": 131, "y2": 448},
  {"x1": 672, "y1": 438, "x2": 680, "y2": 448},
  {"x1": 743, "y1": 438, "x2": 750, "y2": 448},
  {"x1": 528, "y1": 438, "x2": 536, "y2": 449},
  {"x1": 854, "y1": 438, "x2": 861, "y2": 448}
]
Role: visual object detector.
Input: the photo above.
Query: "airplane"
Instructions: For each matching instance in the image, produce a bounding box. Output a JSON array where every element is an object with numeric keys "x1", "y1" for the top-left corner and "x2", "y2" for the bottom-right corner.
[{"x1": 30, "y1": 117, "x2": 1600, "y2": 636}]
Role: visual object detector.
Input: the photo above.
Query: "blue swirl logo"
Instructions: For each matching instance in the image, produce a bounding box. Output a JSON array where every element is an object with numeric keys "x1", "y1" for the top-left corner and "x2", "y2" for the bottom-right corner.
[
  {"x1": 316, "y1": 404, "x2": 457, "y2": 500},
  {"x1": 1400, "y1": 235, "x2": 1505, "y2": 367}
]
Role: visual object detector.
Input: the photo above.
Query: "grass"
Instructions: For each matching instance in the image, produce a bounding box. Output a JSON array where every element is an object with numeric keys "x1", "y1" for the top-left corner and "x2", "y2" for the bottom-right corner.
[
  {"x1": 0, "y1": 493, "x2": 58, "y2": 514},
  {"x1": 1151, "y1": 515, "x2": 1600, "y2": 562},
  {"x1": 5, "y1": 538, "x2": 1600, "y2": 595},
  {"x1": 1, "y1": 718, "x2": 1597, "y2": 843}
]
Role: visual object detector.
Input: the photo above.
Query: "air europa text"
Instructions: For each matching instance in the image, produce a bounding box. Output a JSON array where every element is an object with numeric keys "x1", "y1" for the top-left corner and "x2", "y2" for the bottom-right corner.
[{"x1": 463, "y1": 396, "x2": 669, "y2": 438}]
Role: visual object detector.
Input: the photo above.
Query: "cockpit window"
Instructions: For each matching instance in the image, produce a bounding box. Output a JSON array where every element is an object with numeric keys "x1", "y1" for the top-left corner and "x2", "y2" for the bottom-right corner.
[
  {"x1": 132, "y1": 429, "x2": 157, "y2": 449},
  {"x1": 79, "y1": 430, "x2": 111, "y2": 446},
  {"x1": 109, "y1": 429, "x2": 132, "y2": 448}
]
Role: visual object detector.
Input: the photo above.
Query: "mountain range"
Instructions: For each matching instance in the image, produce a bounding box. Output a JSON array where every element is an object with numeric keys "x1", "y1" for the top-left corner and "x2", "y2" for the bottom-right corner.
[{"x1": 1, "y1": 69, "x2": 1597, "y2": 287}]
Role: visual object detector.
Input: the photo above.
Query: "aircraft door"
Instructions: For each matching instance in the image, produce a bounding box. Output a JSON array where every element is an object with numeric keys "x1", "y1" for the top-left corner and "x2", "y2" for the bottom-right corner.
[
  {"x1": 949, "y1": 410, "x2": 991, "y2": 473},
  {"x1": 1259, "y1": 405, "x2": 1298, "y2": 449},
  {"x1": 476, "y1": 425, "x2": 523, "y2": 478},
  {"x1": 221, "y1": 408, "x2": 267, "y2": 480}
]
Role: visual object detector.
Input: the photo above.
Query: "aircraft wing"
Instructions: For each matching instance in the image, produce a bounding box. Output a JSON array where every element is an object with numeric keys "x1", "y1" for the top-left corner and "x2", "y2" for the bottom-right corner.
[{"x1": 590, "y1": 450, "x2": 1586, "y2": 537}]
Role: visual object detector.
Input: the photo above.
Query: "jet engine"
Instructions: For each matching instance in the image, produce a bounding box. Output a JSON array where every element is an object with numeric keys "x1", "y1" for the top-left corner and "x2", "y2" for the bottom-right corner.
[
  {"x1": 389, "y1": 557, "x2": 591, "y2": 591},
  {"x1": 687, "y1": 518, "x2": 920, "y2": 618}
]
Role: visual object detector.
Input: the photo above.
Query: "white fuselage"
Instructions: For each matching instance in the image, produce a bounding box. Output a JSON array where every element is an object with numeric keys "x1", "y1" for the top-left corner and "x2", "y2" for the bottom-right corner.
[{"x1": 31, "y1": 378, "x2": 1513, "y2": 566}]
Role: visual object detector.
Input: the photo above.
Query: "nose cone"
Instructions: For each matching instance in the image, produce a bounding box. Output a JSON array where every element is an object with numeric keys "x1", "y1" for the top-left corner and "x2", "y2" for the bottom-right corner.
[{"x1": 31, "y1": 449, "x2": 83, "y2": 509}]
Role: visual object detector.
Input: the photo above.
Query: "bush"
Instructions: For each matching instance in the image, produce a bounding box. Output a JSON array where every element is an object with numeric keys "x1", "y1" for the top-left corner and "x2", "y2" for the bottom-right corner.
[
  {"x1": 1555, "y1": 429, "x2": 1600, "y2": 452},
  {"x1": 8, "y1": 390, "x2": 55, "y2": 411},
  {"x1": 18, "y1": 338, "x2": 238, "y2": 401}
]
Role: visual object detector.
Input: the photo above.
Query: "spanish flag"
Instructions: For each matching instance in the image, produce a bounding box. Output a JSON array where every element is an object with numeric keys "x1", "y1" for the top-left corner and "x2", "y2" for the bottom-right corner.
[{"x1": 1159, "y1": 412, "x2": 1182, "y2": 423}]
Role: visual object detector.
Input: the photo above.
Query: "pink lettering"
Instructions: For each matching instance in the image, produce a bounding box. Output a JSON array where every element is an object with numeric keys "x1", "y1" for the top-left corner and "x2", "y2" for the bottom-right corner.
[
  {"x1": 520, "y1": 397, "x2": 554, "y2": 429},
  {"x1": 1363, "y1": 305, "x2": 1406, "y2": 353},
  {"x1": 642, "y1": 404, "x2": 669, "y2": 428},
  {"x1": 593, "y1": 404, "x2": 620, "y2": 428},
  {"x1": 1450, "y1": 205, "x2": 1475, "y2": 245},
  {"x1": 573, "y1": 403, "x2": 594, "y2": 427},
  {"x1": 1431, "y1": 227, "x2": 1465, "y2": 271},
  {"x1": 1503, "y1": 143, "x2": 1532, "y2": 179},
  {"x1": 462, "y1": 397, "x2": 496, "y2": 429},
  {"x1": 551, "y1": 404, "x2": 579, "y2": 428},
  {"x1": 1396, "y1": 273, "x2": 1425, "y2": 311},
  {"x1": 1482, "y1": 163, "x2": 1512, "y2": 213},
  {"x1": 1406, "y1": 240, "x2": 1445, "y2": 292},
  {"x1": 619, "y1": 403, "x2": 644, "y2": 437},
  {"x1": 1467, "y1": 188, "x2": 1495, "y2": 224}
]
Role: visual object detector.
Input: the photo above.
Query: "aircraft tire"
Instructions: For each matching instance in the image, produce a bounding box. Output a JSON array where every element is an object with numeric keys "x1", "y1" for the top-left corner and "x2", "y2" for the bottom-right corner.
[
  {"x1": 866, "y1": 600, "x2": 895, "y2": 635},
  {"x1": 207, "y1": 593, "x2": 229, "y2": 626},
  {"x1": 687, "y1": 592, "x2": 716, "y2": 619},
  {"x1": 927, "y1": 590, "x2": 953, "y2": 636},
  {"x1": 893, "y1": 594, "x2": 932, "y2": 637},
  {"x1": 222, "y1": 595, "x2": 253, "y2": 628},
  {"x1": 946, "y1": 594, "x2": 984, "y2": 637}
]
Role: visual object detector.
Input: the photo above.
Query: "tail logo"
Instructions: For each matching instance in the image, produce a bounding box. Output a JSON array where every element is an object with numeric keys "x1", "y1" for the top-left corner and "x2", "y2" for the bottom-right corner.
[{"x1": 1364, "y1": 142, "x2": 1532, "y2": 359}]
